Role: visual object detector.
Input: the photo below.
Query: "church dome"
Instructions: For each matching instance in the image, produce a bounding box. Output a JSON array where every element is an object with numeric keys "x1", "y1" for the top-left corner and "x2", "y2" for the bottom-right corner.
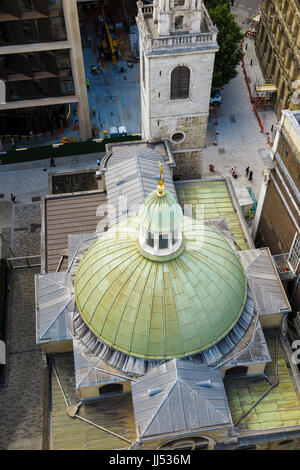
[{"x1": 74, "y1": 208, "x2": 247, "y2": 360}]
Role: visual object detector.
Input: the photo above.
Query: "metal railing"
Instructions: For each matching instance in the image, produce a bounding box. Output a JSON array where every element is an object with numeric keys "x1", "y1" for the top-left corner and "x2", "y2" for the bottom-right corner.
[{"x1": 6, "y1": 255, "x2": 41, "y2": 270}]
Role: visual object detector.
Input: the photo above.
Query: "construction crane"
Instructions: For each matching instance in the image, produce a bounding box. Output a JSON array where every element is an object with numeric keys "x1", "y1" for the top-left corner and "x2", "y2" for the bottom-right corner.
[{"x1": 101, "y1": 5, "x2": 118, "y2": 64}]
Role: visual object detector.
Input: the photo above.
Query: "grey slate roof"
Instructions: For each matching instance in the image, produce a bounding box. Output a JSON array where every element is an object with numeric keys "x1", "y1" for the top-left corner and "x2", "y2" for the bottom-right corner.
[
  {"x1": 72, "y1": 335, "x2": 129, "y2": 390},
  {"x1": 238, "y1": 248, "x2": 291, "y2": 315},
  {"x1": 105, "y1": 148, "x2": 177, "y2": 226},
  {"x1": 224, "y1": 320, "x2": 271, "y2": 368},
  {"x1": 131, "y1": 359, "x2": 231, "y2": 439},
  {"x1": 35, "y1": 272, "x2": 74, "y2": 343}
]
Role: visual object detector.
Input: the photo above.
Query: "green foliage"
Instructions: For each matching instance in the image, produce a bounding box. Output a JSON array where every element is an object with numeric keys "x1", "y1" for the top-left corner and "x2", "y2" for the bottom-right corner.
[
  {"x1": 204, "y1": 1, "x2": 243, "y2": 88},
  {"x1": 0, "y1": 259, "x2": 7, "y2": 340},
  {"x1": 204, "y1": 0, "x2": 230, "y2": 9}
]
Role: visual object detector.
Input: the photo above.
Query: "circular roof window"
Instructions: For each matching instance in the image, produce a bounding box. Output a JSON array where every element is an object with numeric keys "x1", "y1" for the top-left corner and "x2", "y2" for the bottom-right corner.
[{"x1": 171, "y1": 131, "x2": 185, "y2": 143}]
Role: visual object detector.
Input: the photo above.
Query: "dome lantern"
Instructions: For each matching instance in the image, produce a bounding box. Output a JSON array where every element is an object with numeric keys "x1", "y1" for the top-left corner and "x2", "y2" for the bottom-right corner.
[{"x1": 137, "y1": 162, "x2": 183, "y2": 258}]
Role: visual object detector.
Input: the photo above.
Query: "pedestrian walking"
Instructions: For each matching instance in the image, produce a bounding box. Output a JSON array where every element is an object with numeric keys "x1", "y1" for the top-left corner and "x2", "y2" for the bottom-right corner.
[
  {"x1": 10, "y1": 194, "x2": 16, "y2": 203},
  {"x1": 231, "y1": 167, "x2": 237, "y2": 179},
  {"x1": 231, "y1": 0, "x2": 234, "y2": 6},
  {"x1": 50, "y1": 158, "x2": 55, "y2": 167},
  {"x1": 245, "y1": 166, "x2": 250, "y2": 177},
  {"x1": 209, "y1": 163, "x2": 215, "y2": 172},
  {"x1": 248, "y1": 170, "x2": 253, "y2": 181}
]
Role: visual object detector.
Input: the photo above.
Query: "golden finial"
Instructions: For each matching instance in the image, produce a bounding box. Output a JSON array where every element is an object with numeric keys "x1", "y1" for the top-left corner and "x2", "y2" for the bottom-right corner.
[{"x1": 157, "y1": 161, "x2": 165, "y2": 196}]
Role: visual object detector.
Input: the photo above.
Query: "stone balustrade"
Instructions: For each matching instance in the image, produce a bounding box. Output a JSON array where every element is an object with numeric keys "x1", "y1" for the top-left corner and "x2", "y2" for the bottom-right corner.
[{"x1": 137, "y1": 1, "x2": 217, "y2": 53}]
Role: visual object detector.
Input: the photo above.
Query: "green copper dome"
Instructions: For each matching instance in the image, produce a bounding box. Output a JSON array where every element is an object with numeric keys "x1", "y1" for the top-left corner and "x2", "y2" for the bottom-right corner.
[
  {"x1": 74, "y1": 216, "x2": 247, "y2": 360},
  {"x1": 138, "y1": 189, "x2": 183, "y2": 233}
]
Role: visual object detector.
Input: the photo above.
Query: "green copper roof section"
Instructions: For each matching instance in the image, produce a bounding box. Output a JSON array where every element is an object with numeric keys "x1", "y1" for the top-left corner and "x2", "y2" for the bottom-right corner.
[
  {"x1": 138, "y1": 189, "x2": 183, "y2": 233},
  {"x1": 176, "y1": 180, "x2": 248, "y2": 250},
  {"x1": 225, "y1": 329, "x2": 300, "y2": 431},
  {"x1": 74, "y1": 216, "x2": 247, "y2": 360}
]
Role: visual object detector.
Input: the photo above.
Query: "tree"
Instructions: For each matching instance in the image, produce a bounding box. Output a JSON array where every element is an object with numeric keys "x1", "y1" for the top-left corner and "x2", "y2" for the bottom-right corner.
[{"x1": 204, "y1": 1, "x2": 243, "y2": 89}]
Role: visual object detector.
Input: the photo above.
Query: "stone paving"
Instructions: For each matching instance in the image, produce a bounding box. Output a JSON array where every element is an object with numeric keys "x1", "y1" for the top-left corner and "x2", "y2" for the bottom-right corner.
[
  {"x1": 0, "y1": 267, "x2": 44, "y2": 450},
  {"x1": 202, "y1": 1, "x2": 277, "y2": 204}
]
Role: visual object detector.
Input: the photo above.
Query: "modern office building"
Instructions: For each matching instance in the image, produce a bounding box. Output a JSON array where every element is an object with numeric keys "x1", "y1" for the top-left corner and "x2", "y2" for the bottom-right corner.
[{"x1": 0, "y1": 0, "x2": 91, "y2": 145}]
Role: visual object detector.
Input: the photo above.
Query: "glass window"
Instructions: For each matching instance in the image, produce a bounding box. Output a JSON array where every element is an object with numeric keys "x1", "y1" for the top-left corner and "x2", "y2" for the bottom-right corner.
[
  {"x1": 19, "y1": 0, "x2": 34, "y2": 11},
  {"x1": 170, "y1": 66, "x2": 190, "y2": 99},
  {"x1": 22, "y1": 19, "x2": 39, "y2": 42},
  {"x1": 59, "y1": 76, "x2": 74, "y2": 95},
  {"x1": 50, "y1": 16, "x2": 67, "y2": 40},
  {"x1": 175, "y1": 16, "x2": 184, "y2": 30},
  {"x1": 55, "y1": 50, "x2": 70, "y2": 70},
  {"x1": 159, "y1": 234, "x2": 168, "y2": 249}
]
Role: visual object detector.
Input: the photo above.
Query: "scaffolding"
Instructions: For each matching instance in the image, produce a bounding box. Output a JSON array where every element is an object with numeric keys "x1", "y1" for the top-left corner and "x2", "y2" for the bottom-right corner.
[{"x1": 252, "y1": 79, "x2": 277, "y2": 108}]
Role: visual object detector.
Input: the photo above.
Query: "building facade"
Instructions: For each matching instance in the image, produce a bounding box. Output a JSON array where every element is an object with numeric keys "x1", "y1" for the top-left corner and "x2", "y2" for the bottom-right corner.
[
  {"x1": 136, "y1": 0, "x2": 218, "y2": 179},
  {"x1": 253, "y1": 110, "x2": 300, "y2": 317},
  {"x1": 255, "y1": 0, "x2": 300, "y2": 119},
  {"x1": 0, "y1": 0, "x2": 91, "y2": 144},
  {"x1": 34, "y1": 140, "x2": 300, "y2": 451}
]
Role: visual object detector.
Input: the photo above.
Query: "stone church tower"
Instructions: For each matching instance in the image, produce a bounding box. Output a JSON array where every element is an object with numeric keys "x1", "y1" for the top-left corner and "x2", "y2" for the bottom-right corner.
[{"x1": 136, "y1": 0, "x2": 218, "y2": 179}]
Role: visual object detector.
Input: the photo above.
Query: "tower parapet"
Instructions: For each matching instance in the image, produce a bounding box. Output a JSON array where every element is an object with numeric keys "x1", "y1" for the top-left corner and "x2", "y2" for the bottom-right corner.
[{"x1": 136, "y1": 0, "x2": 219, "y2": 179}]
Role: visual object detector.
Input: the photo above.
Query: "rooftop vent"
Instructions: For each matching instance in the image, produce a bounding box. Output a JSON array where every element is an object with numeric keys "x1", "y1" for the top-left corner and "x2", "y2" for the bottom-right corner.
[
  {"x1": 195, "y1": 380, "x2": 212, "y2": 388},
  {"x1": 148, "y1": 387, "x2": 163, "y2": 397}
]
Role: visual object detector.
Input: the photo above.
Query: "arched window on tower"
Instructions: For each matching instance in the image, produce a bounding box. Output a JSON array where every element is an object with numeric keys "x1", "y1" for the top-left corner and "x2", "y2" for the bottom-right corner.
[{"x1": 170, "y1": 66, "x2": 190, "y2": 100}]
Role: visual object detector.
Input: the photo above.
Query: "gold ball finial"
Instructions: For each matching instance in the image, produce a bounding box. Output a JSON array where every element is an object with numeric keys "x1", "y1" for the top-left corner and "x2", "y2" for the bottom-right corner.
[{"x1": 157, "y1": 161, "x2": 165, "y2": 196}]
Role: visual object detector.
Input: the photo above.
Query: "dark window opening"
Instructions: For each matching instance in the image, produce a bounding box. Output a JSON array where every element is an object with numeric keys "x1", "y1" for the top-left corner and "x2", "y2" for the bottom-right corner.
[
  {"x1": 99, "y1": 383, "x2": 123, "y2": 395},
  {"x1": 175, "y1": 16, "x2": 184, "y2": 30},
  {"x1": 171, "y1": 132, "x2": 184, "y2": 143},
  {"x1": 278, "y1": 440, "x2": 293, "y2": 446},
  {"x1": 236, "y1": 445, "x2": 257, "y2": 450},
  {"x1": 159, "y1": 234, "x2": 168, "y2": 249},
  {"x1": 224, "y1": 366, "x2": 248, "y2": 377},
  {"x1": 170, "y1": 66, "x2": 190, "y2": 99}
]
